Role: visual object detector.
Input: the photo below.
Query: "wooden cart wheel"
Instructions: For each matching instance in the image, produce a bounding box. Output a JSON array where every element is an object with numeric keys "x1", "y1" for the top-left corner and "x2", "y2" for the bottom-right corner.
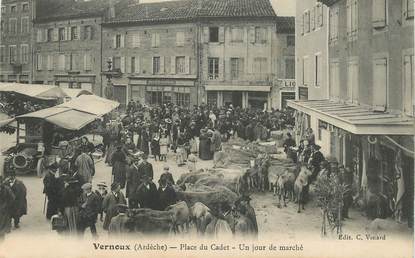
[{"x1": 37, "y1": 157, "x2": 45, "y2": 178}]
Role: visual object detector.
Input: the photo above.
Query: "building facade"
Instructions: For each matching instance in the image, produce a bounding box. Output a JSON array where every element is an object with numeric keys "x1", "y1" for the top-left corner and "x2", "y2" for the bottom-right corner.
[
  {"x1": 32, "y1": 0, "x2": 106, "y2": 94},
  {"x1": 0, "y1": 0, "x2": 34, "y2": 83},
  {"x1": 289, "y1": 0, "x2": 414, "y2": 226},
  {"x1": 102, "y1": 0, "x2": 294, "y2": 110},
  {"x1": 200, "y1": 16, "x2": 295, "y2": 110}
]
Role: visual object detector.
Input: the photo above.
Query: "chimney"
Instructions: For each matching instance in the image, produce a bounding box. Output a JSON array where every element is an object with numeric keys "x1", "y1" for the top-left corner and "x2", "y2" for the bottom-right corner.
[{"x1": 108, "y1": 0, "x2": 115, "y2": 19}]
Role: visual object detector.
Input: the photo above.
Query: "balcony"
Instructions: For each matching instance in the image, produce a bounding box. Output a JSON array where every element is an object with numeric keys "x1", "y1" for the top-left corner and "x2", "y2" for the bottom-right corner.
[{"x1": 205, "y1": 73, "x2": 274, "y2": 86}]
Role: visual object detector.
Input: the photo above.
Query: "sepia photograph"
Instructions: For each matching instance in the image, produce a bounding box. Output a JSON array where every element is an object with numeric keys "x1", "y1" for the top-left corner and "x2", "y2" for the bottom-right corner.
[{"x1": 0, "y1": 0, "x2": 413, "y2": 257}]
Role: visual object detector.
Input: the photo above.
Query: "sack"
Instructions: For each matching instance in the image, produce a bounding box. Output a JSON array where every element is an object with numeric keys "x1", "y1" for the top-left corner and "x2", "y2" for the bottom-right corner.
[{"x1": 51, "y1": 214, "x2": 67, "y2": 231}]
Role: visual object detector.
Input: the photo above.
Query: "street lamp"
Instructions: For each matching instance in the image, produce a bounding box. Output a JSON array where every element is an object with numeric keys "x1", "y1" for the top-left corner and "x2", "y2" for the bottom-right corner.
[{"x1": 103, "y1": 58, "x2": 114, "y2": 100}]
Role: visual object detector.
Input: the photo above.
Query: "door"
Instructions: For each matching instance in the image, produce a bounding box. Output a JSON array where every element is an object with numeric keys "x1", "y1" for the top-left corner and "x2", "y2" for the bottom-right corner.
[
  {"x1": 232, "y1": 92, "x2": 242, "y2": 108},
  {"x1": 280, "y1": 91, "x2": 295, "y2": 109},
  {"x1": 113, "y1": 85, "x2": 127, "y2": 110}
]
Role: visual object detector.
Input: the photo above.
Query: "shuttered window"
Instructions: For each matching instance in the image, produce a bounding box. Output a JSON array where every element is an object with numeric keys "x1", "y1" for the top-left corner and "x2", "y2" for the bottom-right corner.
[
  {"x1": 131, "y1": 31, "x2": 140, "y2": 48},
  {"x1": 315, "y1": 54, "x2": 322, "y2": 86},
  {"x1": 330, "y1": 62, "x2": 340, "y2": 99},
  {"x1": 372, "y1": 0, "x2": 387, "y2": 29},
  {"x1": 47, "y1": 55, "x2": 53, "y2": 71},
  {"x1": 372, "y1": 58, "x2": 388, "y2": 109},
  {"x1": 347, "y1": 60, "x2": 359, "y2": 103},
  {"x1": 329, "y1": 7, "x2": 339, "y2": 42},
  {"x1": 176, "y1": 56, "x2": 185, "y2": 74},
  {"x1": 404, "y1": 0, "x2": 414, "y2": 19},
  {"x1": 403, "y1": 55, "x2": 414, "y2": 116},
  {"x1": 58, "y1": 54, "x2": 65, "y2": 70},
  {"x1": 36, "y1": 54, "x2": 43, "y2": 70},
  {"x1": 302, "y1": 56, "x2": 310, "y2": 86},
  {"x1": 151, "y1": 33, "x2": 160, "y2": 48},
  {"x1": 317, "y1": 3, "x2": 324, "y2": 27},
  {"x1": 176, "y1": 31, "x2": 185, "y2": 46},
  {"x1": 347, "y1": 0, "x2": 358, "y2": 40},
  {"x1": 84, "y1": 53, "x2": 92, "y2": 71},
  {"x1": 304, "y1": 11, "x2": 310, "y2": 33}
]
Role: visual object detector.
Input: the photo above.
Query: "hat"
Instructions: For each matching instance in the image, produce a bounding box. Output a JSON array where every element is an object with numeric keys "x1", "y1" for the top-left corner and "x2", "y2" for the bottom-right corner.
[
  {"x1": 97, "y1": 182, "x2": 107, "y2": 188},
  {"x1": 313, "y1": 145, "x2": 321, "y2": 150},
  {"x1": 163, "y1": 164, "x2": 169, "y2": 170},
  {"x1": 81, "y1": 183, "x2": 92, "y2": 190},
  {"x1": 47, "y1": 162, "x2": 59, "y2": 171}
]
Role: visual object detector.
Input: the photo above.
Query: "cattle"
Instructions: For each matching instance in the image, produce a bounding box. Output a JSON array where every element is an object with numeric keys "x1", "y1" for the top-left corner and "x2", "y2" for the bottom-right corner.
[
  {"x1": 275, "y1": 170, "x2": 296, "y2": 208},
  {"x1": 126, "y1": 209, "x2": 175, "y2": 235},
  {"x1": 294, "y1": 166, "x2": 313, "y2": 213},
  {"x1": 165, "y1": 201, "x2": 190, "y2": 233},
  {"x1": 190, "y1": 202, "x2": 213, "y2": 234}
]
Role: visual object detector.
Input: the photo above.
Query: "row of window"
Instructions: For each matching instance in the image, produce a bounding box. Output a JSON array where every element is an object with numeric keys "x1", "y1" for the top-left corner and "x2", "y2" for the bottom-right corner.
[
  {"x1": 145, "y1": 87, "x2": 191, "y2": 107},
  {"x1": 328, "y1": 54, "x2": 414, "y2": 116},
  {"x1": 1, "y1": 17, "x2": 30, "y2": 34},
  {"x1": 37, "y1": 25, "x2": 94, "y2": 42},
  {"x1": 109, "y1": 56, "x2": 191, "y2": 75},
  {"x1": 207, "y1": 57, "x2": 270, "y2": 81},
  {"x1": 36, "y1": 53, "x2": 93, "y2": 71},
  {"x1": 301, "y1": 3, "x2": 324, "y2": 35},
  {"x1": 0, "y1": 45, "x2": 29, "y2": 64},
  {"x1": 112, "y1": 26, "x2": 278, "y2": 49},
  {"x1": 329, "y1": 0, "x2": 414, "y2": 43},
  {"x1": 1, "y1": 2, "x2": 29, "y2": 14}
]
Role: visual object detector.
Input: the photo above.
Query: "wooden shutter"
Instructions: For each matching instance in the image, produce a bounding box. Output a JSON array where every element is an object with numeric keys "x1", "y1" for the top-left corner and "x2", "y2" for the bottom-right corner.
[
  {"x1": 121, "y1": 34, "x2": 125, "y2": 48},
  {"x1": 135, "y1": 56, "x2": 140, "y2": 74},
  {"x1": 218, "y1": 27, "x2": 225, "y2": 43},
  {"x1": 249, "y1": 27, "x2": 256, "y2": 43},
  {"x1": 170, "y1": 56, "x2": 176, "y2": 74},
  {"x1": 219, "y1": 58, "x2": 224, "y2": 80},
  {"x1": 65, "y1": 27, "x2": 70, "y2": 41},
  {"x1": 318, "y1": 4, "x2": 324, "y2": 27},
  {"x1": 77, "y1": 26, "x2": 81, "y2": 40},
  {"x1": 126, "y1": 57, "x2": 131, "y2": 73},
  {"x1": 373, "y1": 58, "x2": 387, "y2": 109},
  {"x1": 404, "y1": 55, "x2": 414, "y2": 115},
  {"x1": 160, "y1": 56, "x2": 165, "y2": 74},
  {"x1": 347, "y1": 0, "x2": 352, "y2": 36},
  {"x1": 151, "y1": 57, "x2": 154, "y2": 74},
  {"x1": 120, "y1": 56, "x2": 125, "y2": 73},
  {"x1": 311, "y1": 7, "x2": 316, "y2": 31},
  {"x1": 352, "y1": 0, "x2": 358, "y2": 34},
  {"x1": 203, "y1": 27, "x2": 209, "y2": 43},
  {"x1": 372, "y1": 0, "x2": 386, "y2": 28},
  {"x1": 151, "y1": 34, "x2": 156, "y2": 47},
  {"x1": 65, "y1": 54, "x2": 71, "y2": 70},
  {"x1": 113, "y1": 35, "x2": 117, "y2": 48},
  {"x1": 185, "y1": 56, "x2": 190, "y2": 74}
]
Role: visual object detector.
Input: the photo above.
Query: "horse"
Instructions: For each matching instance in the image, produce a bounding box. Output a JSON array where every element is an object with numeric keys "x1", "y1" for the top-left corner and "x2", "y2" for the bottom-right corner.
[{"x1": 294, "y1": 166, "x2": 313, "y2": 213}]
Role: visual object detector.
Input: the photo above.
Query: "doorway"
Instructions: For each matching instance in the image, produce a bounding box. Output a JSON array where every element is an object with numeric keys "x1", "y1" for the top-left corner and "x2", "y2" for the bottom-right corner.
[{"x1": 113, "y1": 85, "x2": 127, "y2": 110}]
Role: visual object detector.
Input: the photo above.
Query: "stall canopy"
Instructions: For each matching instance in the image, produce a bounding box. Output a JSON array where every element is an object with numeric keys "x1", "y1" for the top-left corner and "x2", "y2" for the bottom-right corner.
[
  {"x1": 6, "y1": 95, "x2": 120, "y2": 131},
  {"x1": 61, "y1": 89, "x2": 93, "y2": 100},
  {"x1": 0, "y1": 112, "x2": 16, "y2": 128},
  {"x1": 59, "y1": 95, "x2": 120, "y2": 116},
  {"x1": 0, "y1": 83, "x2": 68, "y2": 100}
]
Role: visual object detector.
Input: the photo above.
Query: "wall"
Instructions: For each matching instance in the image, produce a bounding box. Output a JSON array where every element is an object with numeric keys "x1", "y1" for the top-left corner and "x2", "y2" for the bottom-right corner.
[{"x1": 295, "y1": 0, "x2": 329, "y2": 100}]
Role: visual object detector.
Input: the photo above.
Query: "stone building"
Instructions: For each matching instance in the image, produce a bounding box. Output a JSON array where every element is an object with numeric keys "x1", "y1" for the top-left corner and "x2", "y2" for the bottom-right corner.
[
  {"x1": 32, "y1": 0, "x2": 107, "y2": 94},
  {"x1": 289, "y1": 0, "x2": 414, "y2": 226},
  {"x1": 102, "y1": 0, "x2": 294, "y2": 110},
  {"x1": 0, "y1": 0, "x2": 34, "y2": 83}
]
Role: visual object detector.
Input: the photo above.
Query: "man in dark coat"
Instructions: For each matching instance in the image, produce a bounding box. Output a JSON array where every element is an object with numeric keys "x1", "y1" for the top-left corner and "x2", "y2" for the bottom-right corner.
[
  {"x1": 7, "y1": 173, "x2": 27, "y2": 229},
  {"x1": 111, "y1": 145, "x2": 127, "y2": 189},
  {"x1": 43, "y1": 164, "x2": 64, "y2": 219},
  {"x1": 102, "y1": 183, "x2": 127, "y2": 230},
  {"x1": 0, "y1": 178, "x2": 15, "y2": 241},
  {"x1": 137, "y1": 154, "x2": 153, "y2": 181},
  {"x1": 158, "y1": 177, "x2": 177, "y2": 211},
  {"x1": 308, "y1": 145, "x2": 325, "y2": 182},
  {"x1": 159, "y1": 165, "x2": 175, "y2": 186},
  {"x1": 78, "y1": 183, "x2": 100, "y2": 238},
  {"x1": 126, "y1": 158, "x2": 141, "y2": 209},
  {"x1": 136, "y1": 176, "x2": 159, "y2": 210},
  {"x1": 236, "y1": 195, "x2": 258, "y2": 236}
]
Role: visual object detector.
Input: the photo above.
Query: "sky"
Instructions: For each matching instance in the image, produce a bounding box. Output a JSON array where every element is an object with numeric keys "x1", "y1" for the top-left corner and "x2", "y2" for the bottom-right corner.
[{"x1": 140, "y1": 0, "x2": 296, "y2": 16}]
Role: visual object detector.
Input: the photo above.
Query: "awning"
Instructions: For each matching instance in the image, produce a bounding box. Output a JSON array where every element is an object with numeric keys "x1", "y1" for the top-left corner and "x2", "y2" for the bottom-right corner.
[
  {"x1": 288, "y1": 100, "x2": 414, "y2": 135},
  {"x1": 17, "y1": 107, "x2": 98, "y2": 131},
  {"x1": 205, "y1": 85, "x2": 271, "y2": 92},
  {"x1": 0, "y1": 112, "x2": 17, "y2": 128},
  {"x1": 0, "y1": 83, "x2": 68, "y2": 100},
  {"x1": 59, "y1": 95, "x2": 120, "y2": 116}
]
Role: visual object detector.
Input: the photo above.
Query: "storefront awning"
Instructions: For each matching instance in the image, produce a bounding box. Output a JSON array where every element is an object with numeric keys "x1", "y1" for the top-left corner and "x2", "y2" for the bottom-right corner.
[
  {"x1": 205, "y1": 85, "x2": 271, "y2": 92},
  {"x1": 287, "y1": 100, "x2": 414, "y2": 135}
]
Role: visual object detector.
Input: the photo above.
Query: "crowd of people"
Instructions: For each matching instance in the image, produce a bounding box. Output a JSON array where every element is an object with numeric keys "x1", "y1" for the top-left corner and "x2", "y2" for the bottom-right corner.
[{"x1": 282, "y1": 128, "x2": 354, "y2": 219}]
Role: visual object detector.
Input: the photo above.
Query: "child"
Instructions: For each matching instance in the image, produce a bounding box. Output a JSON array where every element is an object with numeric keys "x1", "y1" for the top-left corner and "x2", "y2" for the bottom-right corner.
[
  {"x1": 187, "y1": 151, "x2": 197, "y2": 173},
  {"x1": 159, "y1": 133, "x2": 169, "y2": 162},
  {"x1": 95, "y1": 182, "x2": 108, "y2": 222}
]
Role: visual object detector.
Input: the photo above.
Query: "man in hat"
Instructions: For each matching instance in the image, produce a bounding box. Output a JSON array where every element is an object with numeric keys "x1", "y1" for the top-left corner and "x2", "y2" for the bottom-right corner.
[
  {"x1": 102, "y1": 182, "x2": 126, "y2": 230},
  {"x1": 136, "y1": 175, "x2": 159, "y2": 210},
  {"x1": 159, "y1": 165, "x2": 175, "y2": 186},
  {"x1": 283, "y1": 133, "x2": 296, "y2": 154},
  {"x1": 43, "y1": 163, "x2": 64, "y2": 219},
  {"x1": 0, "y1": 177, "x2": 15, "y2": 241},
  {"x1": 75, "y1": 148, "x2": 95, "y2": 183},
  {"x1": 340, "y1": 166, "x2": 354, "y2": 219},
  {"x1": 7, "y1": 172, "x2": 27, "y2": 229},
  {"x1": 137, "y1": 154, "x2": 153, "y2": 181},
  {"x1": 108, "y1": 204, "x2": 130, "y2": 235},
  {"x1": 126, "y1": 156, "x2": 141, "y2": 209},
  {"x1": 308, "y1": 144, "x2": 325, "y2": 183},
  {"x1": 95, "y1": 182, "x2": 108, "y2": 222},
  {"x1": 158, "y1": 177, "x2": 177, "y2": 211},
  {"x1": 78, "y1": 183, "x2": 100, "y2": 238}
]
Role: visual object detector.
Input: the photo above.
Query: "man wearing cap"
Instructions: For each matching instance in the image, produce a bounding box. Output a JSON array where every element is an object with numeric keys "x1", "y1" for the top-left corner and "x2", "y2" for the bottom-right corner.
[
  {"x1": 126, "y1": 157, "x2": 141, "y2": 209},
  {"x1": 7, "y1": 172, "x2": 27, "y2": 229},
  {"x1": 102, "y1": 182, "x2": 126, "y2": 230},
  {"x1": 95, "y1": 182, "x2": 108, "y2": 222},
  {"x1": 78, "y1": 183, "x2": 100, "y2": 238},
  {"x1": 111, "y1": 145, "x2": 127, "y2": 189},
  {"x1": 43, "y1": 164, "x2": 64, "y2": 219},
  {"x1": 159, "y1": 165, "x2": 175, "y2": 186},
  {"x1": 137, "y1": 154, "x2": 153, "y2": 182}
]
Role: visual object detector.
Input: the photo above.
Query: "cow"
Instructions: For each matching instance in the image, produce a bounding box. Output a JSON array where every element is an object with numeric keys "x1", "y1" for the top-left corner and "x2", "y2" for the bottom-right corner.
[
  {"x1": 294, "y1": 166, "x2": 313, "y2": 213},
  {"x1": 126, "y1": 209, "x2": 176, "y2": 235},
  {"x1": 190, "y1": 202, "x2": 213, "y2": 234},
  {"x1": 165, "y1": 201, "x2": 190, "y2": 233}
]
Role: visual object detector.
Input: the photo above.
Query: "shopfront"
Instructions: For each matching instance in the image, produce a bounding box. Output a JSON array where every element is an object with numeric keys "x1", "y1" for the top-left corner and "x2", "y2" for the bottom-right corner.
[{"x1": 205, "y1": 85, "x2": 271, "y2": 109}]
